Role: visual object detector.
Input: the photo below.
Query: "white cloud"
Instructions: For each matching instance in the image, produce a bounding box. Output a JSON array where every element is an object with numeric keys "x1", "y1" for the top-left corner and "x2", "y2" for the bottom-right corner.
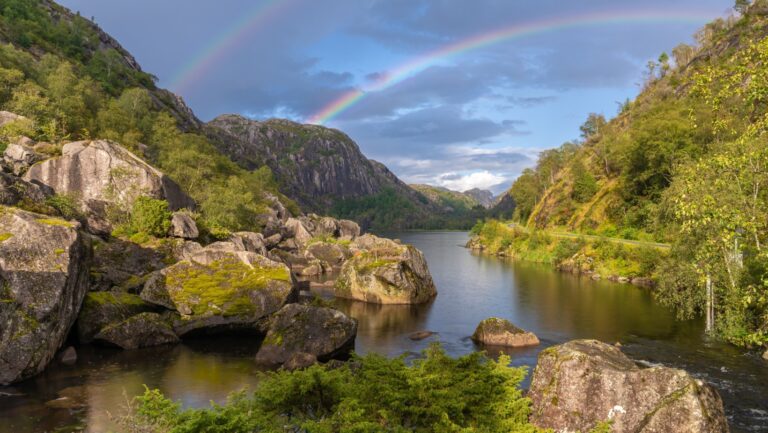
[{"x1": 436, "y1": 170, "x2": 506, "y2": 192}]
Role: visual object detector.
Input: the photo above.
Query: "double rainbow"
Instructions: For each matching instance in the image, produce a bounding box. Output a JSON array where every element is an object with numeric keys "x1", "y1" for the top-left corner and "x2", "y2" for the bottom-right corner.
[{"x1": 306, "y1": 9, "x2": 720, "y2": 125}]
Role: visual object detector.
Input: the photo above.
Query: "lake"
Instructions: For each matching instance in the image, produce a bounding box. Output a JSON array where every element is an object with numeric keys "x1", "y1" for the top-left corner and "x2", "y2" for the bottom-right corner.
[{"x1": 1, "y1": 231, "x2": 766, "y2": 432}]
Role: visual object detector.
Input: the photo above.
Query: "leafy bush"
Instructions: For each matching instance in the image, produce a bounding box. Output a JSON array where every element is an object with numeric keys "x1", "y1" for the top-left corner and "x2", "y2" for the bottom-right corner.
[
  {"x1": 45, "y1": 193, "x2": 80, "y2": 220},
  {"x1": 128, "y1": 196, "x2": 172, "y2": 237},
  {"x1": 121, "y1": 344, "x2": 545, "y2": 433}
]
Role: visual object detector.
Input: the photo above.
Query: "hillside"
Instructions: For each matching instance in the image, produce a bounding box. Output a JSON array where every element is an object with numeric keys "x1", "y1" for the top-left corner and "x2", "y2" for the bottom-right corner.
[
  {"x1": 207, "y1": 115, "x2": 445, "y2": 230},
  {"x1": 482, "y1": 2, "x2": 768, "y2": 347}
]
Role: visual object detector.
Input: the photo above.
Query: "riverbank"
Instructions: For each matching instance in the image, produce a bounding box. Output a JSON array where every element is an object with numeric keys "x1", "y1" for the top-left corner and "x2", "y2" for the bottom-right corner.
[{"x1": 467, "y1": 220, "x2": 666, "y2": 287}]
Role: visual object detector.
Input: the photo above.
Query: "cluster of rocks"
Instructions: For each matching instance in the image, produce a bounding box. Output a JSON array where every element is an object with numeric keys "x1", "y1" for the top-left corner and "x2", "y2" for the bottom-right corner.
[{"x1": 0, "y1": 123, "x2": 437, "y2": 383}]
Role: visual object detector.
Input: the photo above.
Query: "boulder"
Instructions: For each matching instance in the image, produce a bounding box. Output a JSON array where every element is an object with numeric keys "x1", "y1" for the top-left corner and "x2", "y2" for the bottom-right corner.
[
  {"x1": 93, "y1": 312, "x2": 179, "y2": 350},
  {"x1": 140, "y1": 249, "x2": 296, "y2": 336},
  {"x1": 763, "y1": 349, "x2": 768, "y2": 361},
  {"x1": 230, "y1": 232, "x2": 267, "y2": 255},
  {"x1": 0, "y1": 207, "x2": 90, "y2": 385},
  {"x1": 76, "y1": 291, "x2": 156, "y2": 343},
  {"x1": 255, "y1": 304, "x2": 357, "y2": 366},
  {"x1": 170, "y1": 212, "x2": 198, "y2": 239},
  {"x1": 337, "y1": 219, "x2": 360, "y2": 240},
  {"x1": 89, "y1": 237, "x2": 171, "y2": 292},
  {"x1": 529, "y1": 340, "x2": 729, "y2": 433},
  {"x1": 334, "y1": 234, "x2": 437, "y2": 304},
  {"x1": 311, "y1": 216, "x2": 340, "y2": 237},
  {"x1": 282, "y1": 352, "x2": 318, "y2": 370},
  {"x1": 283, "y1": 217, "x2": 313, "y2": 247},
  {"x1": 3, "y1": 137, "x2": 44, "y2": 175},
  {"x1": 24, "y1": 140, "x2": 194, "y2": 234},
  {"x1": 58, "y1": 346, "x2": 77, "y2": 365},
  {"x1": 0, "y1": 171, "x2": 52, "y2": 207},
  {"x1": 471, "y1": 318, "x2": 539, "y2": 347},
  {"x1": 306, "y1": 241, "x2": 350, "y2": 267},
  {"x1": 0, "y1": 110, "x2": 25, "y2": 127},
  {"x1": 264, "y1": 233, "x2": 282, "y2": 249}
]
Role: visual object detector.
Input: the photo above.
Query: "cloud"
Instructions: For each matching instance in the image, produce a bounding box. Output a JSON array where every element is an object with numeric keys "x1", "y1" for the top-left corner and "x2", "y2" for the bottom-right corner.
[{"x1": 436, "y1": 171, "x2": 507, "y2": 192}]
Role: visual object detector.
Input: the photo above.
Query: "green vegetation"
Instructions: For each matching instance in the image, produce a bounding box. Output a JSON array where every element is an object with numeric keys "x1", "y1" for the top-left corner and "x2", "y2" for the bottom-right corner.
[
  {"x1": 411, "y1": 184, "x2": 490, "y2": 229},
  {"x1": 0, "y1": 0, "x2": 296, "y2": 234},
  {"x1": 35, "y1": 217, "x2": 73, "y2": 227},
  {"x1": 165, "y1": 258, "x2": 290, "y2": 316},
  {"x1": 0, "y1": 232, "x2": 12, "y2": 242},
  {"x1": 471, "y1": 220, "x2": 665, "y2": 281},
  {"x1": 480, "y1": 2, "x2": 768, "y2": 347},
  {"x1": 121, "y1": 344, "x2": 553, "y2": 433},
  {"x1": 128, "y1": 197, "x2": 172, "y2": 238}
]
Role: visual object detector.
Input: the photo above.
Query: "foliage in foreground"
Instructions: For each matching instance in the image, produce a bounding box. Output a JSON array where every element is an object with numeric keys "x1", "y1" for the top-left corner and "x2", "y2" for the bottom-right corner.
[{"x1": 121, "y1": 345, "x2": 548, "y2": 433}]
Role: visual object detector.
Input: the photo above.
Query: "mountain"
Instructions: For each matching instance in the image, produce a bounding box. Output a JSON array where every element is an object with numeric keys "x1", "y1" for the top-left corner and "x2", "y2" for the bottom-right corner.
[
  {"x1": 410, "y1": 184, "x2": 482, "y2": 210},
  {"x1": 207, "y1": 115, "x2": 483, "y2": 230},
  {"x1": 489, "y1": 2, "x2": 768, "y2": 347},
  {"x1": 463, "y1": 188, "x2": 495, "y2": 208}
]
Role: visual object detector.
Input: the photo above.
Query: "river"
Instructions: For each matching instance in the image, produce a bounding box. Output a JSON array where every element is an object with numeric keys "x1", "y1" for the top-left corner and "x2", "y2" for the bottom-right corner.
[{"x1": 1, "y1": 231, "x2": 766, "y2": 432}]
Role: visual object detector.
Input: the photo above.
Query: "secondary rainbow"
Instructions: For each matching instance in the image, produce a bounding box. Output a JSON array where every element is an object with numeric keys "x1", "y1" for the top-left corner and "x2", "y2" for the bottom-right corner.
[
  {"x1": 307, "y1": 9, "x2": 719, "y2": 125},
  {"x1": 168, "y1": 0, "x2": 291, "y2": 93}
]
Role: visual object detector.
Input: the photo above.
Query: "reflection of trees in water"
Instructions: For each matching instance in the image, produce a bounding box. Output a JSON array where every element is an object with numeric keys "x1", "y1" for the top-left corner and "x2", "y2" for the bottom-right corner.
[{"x1": 333, "y1": 298, "x2": 433, "y2": 348}]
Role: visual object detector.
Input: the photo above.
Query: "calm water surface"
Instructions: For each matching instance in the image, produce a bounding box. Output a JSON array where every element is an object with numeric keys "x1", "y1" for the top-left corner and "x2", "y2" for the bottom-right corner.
[{"x1": 1, "y1": 231, "x2": 766, "y2": 432}]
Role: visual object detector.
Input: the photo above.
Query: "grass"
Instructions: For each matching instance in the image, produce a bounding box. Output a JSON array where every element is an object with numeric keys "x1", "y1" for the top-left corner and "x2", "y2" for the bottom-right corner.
[
  {"x1": 0, "y1": 233, "x2": 12, "y2": 242},
  {"x1": 36, "y1": 218, "x2": 74, "y2": 228}
]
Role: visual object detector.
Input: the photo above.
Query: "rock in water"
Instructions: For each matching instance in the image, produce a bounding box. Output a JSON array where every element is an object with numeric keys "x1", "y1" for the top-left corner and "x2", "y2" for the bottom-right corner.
[
  {"x1": 93, "y1": 312, "x2": 179, "y2": 350},
  {"x1": 0, "y1": 207, "x2": 89, "y2": 385},
  {"x1": 255, "y1": 304, "x2": 357, "y2": 366},
  {"x1": 334, "y1": 234, "x2": 437, "y2": 304},
  {"x1": 528, "y1": 339, "x2": 729, "y2": 433},
  {"x1": 471, "y1": 318, "x2": 539, "y2": 347},
  {"x1": 140, "y1": 249, "x2": 295, "y2": 336},
  {"x1": 58, "y1": 346, "x2": 77, "y2": 365},
  {"x1": 24, "y1": 140, "x2": 194, "y2": 234}
]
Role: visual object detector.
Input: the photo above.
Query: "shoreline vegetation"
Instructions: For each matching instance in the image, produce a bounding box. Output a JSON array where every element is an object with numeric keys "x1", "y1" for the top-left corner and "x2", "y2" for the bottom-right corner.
[{"x1": 467, "y1": 220, "x2": 664, "y2": 287}]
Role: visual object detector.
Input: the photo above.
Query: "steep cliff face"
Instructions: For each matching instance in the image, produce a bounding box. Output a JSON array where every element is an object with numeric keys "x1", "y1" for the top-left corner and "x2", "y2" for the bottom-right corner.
[
  {"x1": 464, "y1": 188, "x2": 495, "y2": 209},
  {"x1": 207, "y1": 115, "x2": 432, "y2": 226}
]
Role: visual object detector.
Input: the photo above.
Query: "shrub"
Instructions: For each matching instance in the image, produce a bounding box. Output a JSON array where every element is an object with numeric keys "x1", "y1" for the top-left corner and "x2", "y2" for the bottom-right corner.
[
  {"x1": 121, "y1": 344, "x2": 545, "y2": 433},
  {"x1": 126, "y1": 196, "x2": 171, "y2": 238}
]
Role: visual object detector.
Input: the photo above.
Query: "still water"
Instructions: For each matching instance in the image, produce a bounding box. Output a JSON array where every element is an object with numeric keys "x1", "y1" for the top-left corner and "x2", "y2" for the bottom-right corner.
[{"x1": 1, "y1": 231, "x2": 766, "y2": 432}]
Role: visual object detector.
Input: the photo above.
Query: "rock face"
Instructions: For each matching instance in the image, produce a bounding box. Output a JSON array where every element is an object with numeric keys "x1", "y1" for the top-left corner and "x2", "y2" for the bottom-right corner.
[
  {"x1": 93, "y1": 312, "x2": 179, "y2": 350},
  {"x1": 335, "y1": 234, "x2": 437, "y2": 304},
  {"x1": 140, "y1": 248, "x2": 295, "y2": 336},
  {"x1": 0, "y1": 207, "x2": 90, "y2": 385},
  {"x1": 255, "y1": 304, "x2": 357, "y2": 366},
  {"x1": 528, "y1": 340, "x2": 729, "y2": 433},
  {"x1": 24, "y1": 140, "x2": 194, "y2": 234},
  {"x1": 464, "y1": 188, "x2": 495, "y2": 209},
  {"x1": 206, "y1": 115, "x2": 435, "y2": 227},
  {"x1": 471, "y1": 318, "x2": 539, "y2": 347},
  {"x1": 0, "y1": 172, "x2": 51, "y2": 207},
  {"x1": 3, "y1": 137, "x2": 44, "y2": 176},
  {"x1": 76, "y1": 291, "x2": 156, "y2": 343}
]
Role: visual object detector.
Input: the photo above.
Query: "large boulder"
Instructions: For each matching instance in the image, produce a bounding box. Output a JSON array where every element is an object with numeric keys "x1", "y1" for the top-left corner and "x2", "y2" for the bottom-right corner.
[
  {"x1": 528, "y1": 340, "x2": 729, "y2": 433},
  {"x1": 140, "y1": 249, "x2": 296, "y2": 336},
  {"x1": 24, "y1": 140, "x2": 194, "y2": 234},
  {"x1": 337, "y1": 219, "x2": 360, "y2": 240},
  {"x1": 255, "y1": 304, "x2": 357, "y2": 366},
  {"x1": 93, "y1": 312, "x2": 179, "y2": 350},
  {"x1": 76, "y1": 291, "x2": 156, "y2": 343},
  {"x1": 306, "y1": 241, "x2": 350, "y2": 267},
  {"x1": 471, "y1": 318, "x2": 539, "y2": 347},
  {"x1": 0, "y1": 207, "x2": 90, "y2": 385},
  {"x1": 89, "y1": 237, "x2": 173, "y2": 292},
  {"x1": 283, "y1": 217, "x2": 313, "y2": 248},
  {"x1": 170, "y1": 212, "x2": 198, "y2": 239},
  {"x1": 334, "y1": 234, "x2": 437, "y2": 304},
  {"x1": 230, "y1": 231, "x2": 267, "y2": 255}
]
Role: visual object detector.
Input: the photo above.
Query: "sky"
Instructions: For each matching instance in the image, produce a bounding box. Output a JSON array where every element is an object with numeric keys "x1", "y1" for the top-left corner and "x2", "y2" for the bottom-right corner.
[{"x1": 60, "y1": 0, "x2": 733, "y2": 194}]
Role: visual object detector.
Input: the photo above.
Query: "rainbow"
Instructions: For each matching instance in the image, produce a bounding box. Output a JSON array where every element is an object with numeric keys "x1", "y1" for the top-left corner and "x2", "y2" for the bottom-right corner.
[
  {"x1": 307, "y1": 9, "x2": 720, "y2": 125},
  {"x1": 168, "y1": 0, "x2": 292, "y2": 93}
]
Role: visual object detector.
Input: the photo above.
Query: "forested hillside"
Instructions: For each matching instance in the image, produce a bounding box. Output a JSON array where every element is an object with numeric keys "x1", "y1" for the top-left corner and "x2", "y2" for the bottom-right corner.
[
  {"x1": 480, "y1": 1, "x2": 768, "y2": 347},
  {"x1": 0, "y1": 0, "x2": 301, "y2": 238}
]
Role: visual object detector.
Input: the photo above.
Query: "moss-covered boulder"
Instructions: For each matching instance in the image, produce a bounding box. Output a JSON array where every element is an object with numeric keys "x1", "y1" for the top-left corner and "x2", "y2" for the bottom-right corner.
[
  {"x1": 471, "y1": 318, "x2": 539, "y2": 347},
  {"x1": 89, "y1": 237, "x2": 174, "y2": 292},
  {"x1": 76, "y1": 291, "x2": 156, "y2": 343},
  {"x1": 529, "y1": 340, "x2": 729, "y2": 433},
  {"x1": 140, "y1": 250, "x2": 295, "y2": 336},
  {"x1": 0, "y1": 207, "x2": 90, "y2": 385},
  {"x1": 24, "y1": 140, "x2": 194, "y2": 234},
  {"x1": 334, "y1": 234, "x2": 436, "y2": 304},
  {"x1": 255, "y1": 304, "x2": 357, "y2": 367},
  {"x1": 93, "y1": 312, "x2": 179, "y2": 350}
]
